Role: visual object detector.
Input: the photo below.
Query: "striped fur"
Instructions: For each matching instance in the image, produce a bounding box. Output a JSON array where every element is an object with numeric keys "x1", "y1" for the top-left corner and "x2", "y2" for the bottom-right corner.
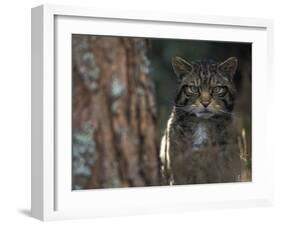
[{"x1": 160, "y1": 57, "x2": 241, "y2": 185}]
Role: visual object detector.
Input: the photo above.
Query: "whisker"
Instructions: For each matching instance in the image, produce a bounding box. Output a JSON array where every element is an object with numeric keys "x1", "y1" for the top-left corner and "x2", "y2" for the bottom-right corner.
[{"x1": 218, "y1": 110, "x2": 234, "y2": 115}]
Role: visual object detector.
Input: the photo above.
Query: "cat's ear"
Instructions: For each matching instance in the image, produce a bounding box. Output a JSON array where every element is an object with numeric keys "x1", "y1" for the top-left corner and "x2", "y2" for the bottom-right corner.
[
  {"x1": 218, "y1": 57, "x2": 238, "y2": 79},
  {"x1": 172, "y1": 56, "x2": 193, "y2": 81}
]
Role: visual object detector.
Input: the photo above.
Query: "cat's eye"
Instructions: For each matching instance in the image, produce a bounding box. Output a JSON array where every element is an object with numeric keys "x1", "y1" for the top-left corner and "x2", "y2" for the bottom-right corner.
[
  {"x1": 187, "y1": 86, "x2": 199, "y2": 94},
  {"x1": 213, "y1": 86, "x2": 227, "y2": 95}
]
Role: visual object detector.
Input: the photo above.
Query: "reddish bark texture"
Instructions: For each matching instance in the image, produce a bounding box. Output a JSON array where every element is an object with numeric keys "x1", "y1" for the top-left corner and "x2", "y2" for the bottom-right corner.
[{"x1": 72, "y1": 35, "x2": 159, "y2": 189}]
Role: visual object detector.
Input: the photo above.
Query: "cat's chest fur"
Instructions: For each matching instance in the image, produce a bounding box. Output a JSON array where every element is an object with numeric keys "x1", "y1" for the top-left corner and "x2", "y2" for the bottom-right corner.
[
  {"x1": 170, "y1": 115, "x2": 225, "y2": 152},
  {"x1": 192, "y1": 122, "x2": 208, "y2": 150},
  {"x1": 160, "y1": 111, "x2": 241, "y2": 185}
]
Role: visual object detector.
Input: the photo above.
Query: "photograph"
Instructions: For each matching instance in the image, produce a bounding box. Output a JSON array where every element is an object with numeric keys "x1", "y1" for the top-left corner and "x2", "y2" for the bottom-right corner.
[{"x1": 71, "y1": 34, "x2": 252, "y2": 190}]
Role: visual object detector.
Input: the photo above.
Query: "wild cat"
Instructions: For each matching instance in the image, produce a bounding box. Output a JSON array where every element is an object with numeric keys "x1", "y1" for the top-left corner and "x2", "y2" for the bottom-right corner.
[{"x1": 160, "y1": 56, "x2": 242, "y2": 185}]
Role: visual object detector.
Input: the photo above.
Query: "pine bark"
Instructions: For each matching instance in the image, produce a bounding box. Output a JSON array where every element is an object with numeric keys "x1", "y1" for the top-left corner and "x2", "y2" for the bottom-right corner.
[{"x1": 72, "y1": 35, "x2": 159, "y2": 189}]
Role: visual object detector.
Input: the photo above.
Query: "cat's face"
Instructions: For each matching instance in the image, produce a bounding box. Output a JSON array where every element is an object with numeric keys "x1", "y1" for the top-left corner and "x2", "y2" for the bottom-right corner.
[{"x1": 172, "y1": 57, "x2": 237, "y2": 119}]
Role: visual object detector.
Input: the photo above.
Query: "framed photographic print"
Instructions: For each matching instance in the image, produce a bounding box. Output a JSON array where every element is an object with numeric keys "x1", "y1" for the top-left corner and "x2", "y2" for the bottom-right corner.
[{"x1": 31, "y1": 4, "x2": 274, "y2": 221}]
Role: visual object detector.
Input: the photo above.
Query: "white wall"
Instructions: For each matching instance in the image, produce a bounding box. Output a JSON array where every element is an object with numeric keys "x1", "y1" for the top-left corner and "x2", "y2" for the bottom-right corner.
[{"x1": 0, "y1": 0, "x2": 280, "y2": 225}]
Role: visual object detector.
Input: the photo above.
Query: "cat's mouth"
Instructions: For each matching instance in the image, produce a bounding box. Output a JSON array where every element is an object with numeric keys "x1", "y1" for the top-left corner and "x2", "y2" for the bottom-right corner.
[{"x1": 195, "y1": 109, "x2": 215, "y2": 119}]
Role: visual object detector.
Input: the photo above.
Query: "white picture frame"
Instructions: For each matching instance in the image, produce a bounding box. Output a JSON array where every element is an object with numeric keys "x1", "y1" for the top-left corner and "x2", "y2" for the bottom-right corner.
[{"x1": 31, "y1": 4, "x2": 274, "y2": 221}]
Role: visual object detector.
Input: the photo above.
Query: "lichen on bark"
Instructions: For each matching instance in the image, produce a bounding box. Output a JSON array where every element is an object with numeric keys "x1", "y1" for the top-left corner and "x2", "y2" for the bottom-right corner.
[{"x1": 72, "y1": 35, "x2": 160, "y2": 189}]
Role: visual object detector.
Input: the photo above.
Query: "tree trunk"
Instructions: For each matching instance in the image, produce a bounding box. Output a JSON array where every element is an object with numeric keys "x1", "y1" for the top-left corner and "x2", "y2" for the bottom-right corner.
[{"x1": 72, "y1": 35, "x2": 159, "y2": 189}]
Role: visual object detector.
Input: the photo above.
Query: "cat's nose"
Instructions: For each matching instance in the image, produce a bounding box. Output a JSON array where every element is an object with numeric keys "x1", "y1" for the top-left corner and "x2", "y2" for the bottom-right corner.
[
  {"x1": 200, "y1": 91, "x2": 211, "y2": 108},
  {"x1": 201, "y1": 100, "x2": 210, "y2": 108}
]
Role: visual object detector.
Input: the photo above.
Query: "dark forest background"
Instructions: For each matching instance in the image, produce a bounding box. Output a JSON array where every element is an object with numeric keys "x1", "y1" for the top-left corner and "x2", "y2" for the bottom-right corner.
[{"x1": 72, "y1": 35, "x2": 251, "y2": 190}]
